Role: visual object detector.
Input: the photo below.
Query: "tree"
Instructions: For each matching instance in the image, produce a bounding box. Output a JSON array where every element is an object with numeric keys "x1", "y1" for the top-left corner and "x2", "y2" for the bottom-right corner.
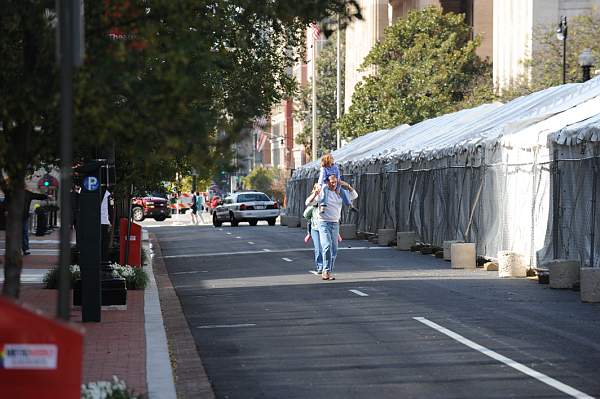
[
  {"x1": 243, "y1": 166, "x2": 287, "y2": 203},
  {"x1": 338, "y1": 6, "x2": 488, "y2": 139},
  {"x1": 242, "y1": 167, "x2": 276, "y2": 195},
  {"x1": 500, "y1": 10, "x2": 600, "y2": 100},
  {"x1": 0, "y1": 1, "x2": 362, "y2": 298},
  {"x1": 295, "y1": 31, "x2": 345, "y2": 156}
]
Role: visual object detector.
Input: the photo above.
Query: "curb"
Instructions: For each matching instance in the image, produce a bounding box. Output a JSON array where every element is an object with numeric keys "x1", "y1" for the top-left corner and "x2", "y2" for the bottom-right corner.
[
  {"x1": 144, "y1": 236, "x2": 177, "y2": 399},
  {"x1": 149, "y1": 233, "x2": 215, "y2": 399}
]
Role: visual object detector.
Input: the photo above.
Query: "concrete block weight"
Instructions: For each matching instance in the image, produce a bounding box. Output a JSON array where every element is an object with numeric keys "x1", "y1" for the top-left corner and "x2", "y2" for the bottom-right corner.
[
  {"x1": 300, "y1": 218, "x2": 308, "y2": 229},
  {"x1": 498, "y1": 251, "x2": 526, "y2": 278},
  {"x1": 377, "y1": 229, "x2": 395, "y2": 246},
  {"x1": 396, "y1": 232, "x2": 416, "y2": 250},
  {"x1": 451, "y1": 243, "x2": 476, "y2": 269},
  {"x1": 581, "y1": 268, "x2": 600, "y2": 303},
  {"x1": 443, "y1": 240, "x2": 464, "y2": 261},
  {"x1": 340, "y1": 224, "x2": 357, "y2": 240},
  {"x1": 286, "y1": 216, "x2": 300, "y2": 228},
  {"x1": 546, "y1": 259, "x2": 580, "y2": 289},
  {"x1": 280, "y1": 215, "x2": 288, "y2": 226}
]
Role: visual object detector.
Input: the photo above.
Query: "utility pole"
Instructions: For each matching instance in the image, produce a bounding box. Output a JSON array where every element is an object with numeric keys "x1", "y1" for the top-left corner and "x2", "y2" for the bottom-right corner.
[
  {"x1": 311, "y1": 23, "x2": 320, "y2": 161},
  {"x1": 336, "y1": 14, "x2": 341, "y2": 150},
  {"x1": 57, "y1": 0, "x2": 81, "y2": 320}
]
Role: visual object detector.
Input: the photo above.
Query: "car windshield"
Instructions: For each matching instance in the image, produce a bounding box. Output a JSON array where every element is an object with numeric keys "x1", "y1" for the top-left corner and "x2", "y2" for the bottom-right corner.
[{"x1": 237, "y1": 193, "x2": 271, "y2": 202}]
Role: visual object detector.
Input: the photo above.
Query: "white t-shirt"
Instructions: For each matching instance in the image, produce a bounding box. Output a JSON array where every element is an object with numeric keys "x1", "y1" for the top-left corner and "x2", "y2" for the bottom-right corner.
[
  {"x1": 101, "y1": 190, "x2": 111, "y2": 225},
  {"x1": 316, "y1": 188, "x2": 358, "y2": 222}
]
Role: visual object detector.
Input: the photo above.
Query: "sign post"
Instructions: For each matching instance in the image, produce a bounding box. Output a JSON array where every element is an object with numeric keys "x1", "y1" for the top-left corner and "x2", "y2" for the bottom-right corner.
[{"x1": 79, "y1": 164, "x2": 102, "y2": 322}]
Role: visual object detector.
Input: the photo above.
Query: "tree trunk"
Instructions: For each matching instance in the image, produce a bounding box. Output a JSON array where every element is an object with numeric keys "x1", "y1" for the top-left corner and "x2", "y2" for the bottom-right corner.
[{"x1": 2, "y1": 176, "x2": 26, "y2": 299}]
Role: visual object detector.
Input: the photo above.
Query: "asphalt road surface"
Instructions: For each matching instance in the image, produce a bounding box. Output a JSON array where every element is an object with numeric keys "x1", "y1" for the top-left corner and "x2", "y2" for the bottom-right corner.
[{"x1": 148, "y1": 221, "x2": 600, "y2": 399}]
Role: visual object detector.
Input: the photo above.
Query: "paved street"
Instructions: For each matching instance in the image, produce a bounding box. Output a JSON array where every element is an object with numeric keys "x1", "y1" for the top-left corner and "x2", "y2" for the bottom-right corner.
[{"x1": 148, "y1": 222, "x2": 600, "y2": 399}]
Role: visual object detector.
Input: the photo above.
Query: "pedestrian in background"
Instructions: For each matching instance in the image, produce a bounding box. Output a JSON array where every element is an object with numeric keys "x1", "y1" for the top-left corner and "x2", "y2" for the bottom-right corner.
[
  {"x1": 22, "y1": 189, "x2": 49, "y2": 255},
  {"x1": 194, "y1": 192, "x2": 205, "y2": 224},
  {"x1": 304, "y1": 183, "x2": 323, "y2": 274},
  {"x1": 316, "y1": 175, "x2": 358, "y2": 281},
  {"x1": 190, "y1": 193, "x2": 199, "y2": 224}
]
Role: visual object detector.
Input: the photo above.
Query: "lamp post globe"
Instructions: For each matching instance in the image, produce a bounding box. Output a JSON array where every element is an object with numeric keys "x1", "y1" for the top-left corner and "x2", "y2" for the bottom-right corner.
[
  {"x1": 556, "y1": 16, "x2": 568, "y2": 84},
  {"x1": 578, "y1": 48, "x2": 595, "y2": 82}
]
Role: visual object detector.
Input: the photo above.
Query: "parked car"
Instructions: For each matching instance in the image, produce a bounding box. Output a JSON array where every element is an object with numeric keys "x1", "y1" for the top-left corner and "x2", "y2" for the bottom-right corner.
[
  {"x1": 209, "y1": 195, "x2": 222, "y2": 213},
  {"x1": 131, "y1": 194, "x2": 171, "y2": 222},
  {"x1": 212, "y1": 191, "x2": 279, "y2": 227}
]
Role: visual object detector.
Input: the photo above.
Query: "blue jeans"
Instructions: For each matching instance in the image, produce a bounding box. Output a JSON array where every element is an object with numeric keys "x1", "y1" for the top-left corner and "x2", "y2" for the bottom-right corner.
[
  {"x1": 321, "y1": 186, "x2": 351, "y2": 207},
  {"x1": 22, "y1": 216, "x2": 30, "y2": 251},
  {"x1": 310, "y1": 226, "x2": 323, "y2": 272},
  {"x1": 318, "y1": 221, "x2": 339, "y2": 274}
]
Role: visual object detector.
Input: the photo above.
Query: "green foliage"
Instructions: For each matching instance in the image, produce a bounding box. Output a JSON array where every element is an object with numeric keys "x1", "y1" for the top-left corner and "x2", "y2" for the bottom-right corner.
[
  {"x1": 500, "y1": 10, "x2": 600, "y2": 100},
  {"x1": 43, "y1": 264, "x2": 147, "y2": 290},
  {"x1": 295, "y1": 31, "x2": 345, "y2": 156},
  {"x1": 81, "y1": 376, "x2": 142, "y2": 399},
  {"x1": 242, "y1": 167, "x2": 276, "y2": 195},
  {"x1": 339, "y1": 6, "x2": 489, "y2": 138},
  {"x1": 43, "y1": 265, "x2": 81, "y2": 290},
  {"x1": 0, "y1": 0, "x2": 361, "y2": 297}
]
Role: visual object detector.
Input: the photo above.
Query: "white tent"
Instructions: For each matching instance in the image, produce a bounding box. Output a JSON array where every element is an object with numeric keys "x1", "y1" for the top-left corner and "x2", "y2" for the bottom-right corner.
[{"x1": 287, "y1": 76, "x2": 600, "y2": 267}]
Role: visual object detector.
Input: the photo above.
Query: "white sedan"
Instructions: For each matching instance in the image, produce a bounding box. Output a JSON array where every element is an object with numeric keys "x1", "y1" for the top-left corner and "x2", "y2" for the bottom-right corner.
[{"x1": 212, "y1": 191, "x2": 280, "y2": 227}]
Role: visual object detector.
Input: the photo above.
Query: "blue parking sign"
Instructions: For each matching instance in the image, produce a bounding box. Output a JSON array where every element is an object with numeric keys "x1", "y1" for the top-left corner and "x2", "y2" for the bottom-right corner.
[{"x1": 82, "y1": 176, "x2": 100, "y2": 192}]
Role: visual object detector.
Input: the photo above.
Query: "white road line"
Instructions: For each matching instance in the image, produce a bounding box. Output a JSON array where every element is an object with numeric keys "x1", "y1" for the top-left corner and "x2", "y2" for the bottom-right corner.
[
  {"x1": 309, "y1": 270, "x2": 319, "y2": 275},
  {"x1": 349, "y1": 289, "x2": 369, "y2": 297},
  {"x1": 263, "y1": 248, "x2": 271, "y2": 252},
  {"x1": 248, "y1": 242, "x2": 255, "y2": 245},
  {"x1": 236, "y1": 236, "x2": 241, "y2": 239},
  {"x1": 197, "y1": 323, "x2": 256, "y2": 329},
  {"x1": 161, "y1": 246, "x2": 389, "y2": 259},
  {"x1": 171, "y1": 270, "x2": 208, "y2": 275},
  {"x1": 414, "y1": 317, "x2": 595, "y2": 399},
  {"x1": 226, "y1": 232, "x2": 232, "y2": 235},
  {"x1": 282, "y1": 257, "x2": 292, "y2": 262},
  {"x1": 218, "y1": 228, "x2": 223, "y2": 231}
]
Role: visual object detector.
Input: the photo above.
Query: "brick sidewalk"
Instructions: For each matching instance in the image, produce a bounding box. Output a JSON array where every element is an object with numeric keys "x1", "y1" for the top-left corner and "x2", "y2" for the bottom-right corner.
[
  {"x1": 2, "y1": 225, "x2": 148, "y2": 396},
  {"x1": 18, "y1": 286, "x2": 147, "y2": 395}
]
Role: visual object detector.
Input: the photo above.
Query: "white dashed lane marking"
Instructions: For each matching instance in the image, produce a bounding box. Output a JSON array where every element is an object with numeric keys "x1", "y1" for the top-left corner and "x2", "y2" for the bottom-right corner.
[
  {"x1": 414, "y1": 317, "x2": 594, "y2": 399},
  {"x1": 248, "y1": 242, "x2": 255, "y2": 245},
  {"x1": 349, "y1": 289, "x2": 369, "y2": 297},
  {"x1": 282, "y1": 257, "x2": 292, "y2": 262},
  {"x1": 197, "y1": 323, "x2": 256, "y2": 329}
]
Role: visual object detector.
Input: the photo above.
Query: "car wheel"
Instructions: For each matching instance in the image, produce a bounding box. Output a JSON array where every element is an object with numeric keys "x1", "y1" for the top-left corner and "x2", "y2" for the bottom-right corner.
[
  {"x1": 213, "y1": 213, "x2": 222, "y2": 227},
  {"x1": 230, "y1": 213, "x2": 239, "y2": 227},
  {"x1": 267, "y1": 218, "x2": 276, "y2": 226},
  {"x1": 154, "y1": 216, "x2": 166, "y2": 222},
  {"x1": 249, "y1": 220, "x2": 258, "y2": 226},
  {"x1": 132, "y1": 207, "x2": 145, "y2": 222}
]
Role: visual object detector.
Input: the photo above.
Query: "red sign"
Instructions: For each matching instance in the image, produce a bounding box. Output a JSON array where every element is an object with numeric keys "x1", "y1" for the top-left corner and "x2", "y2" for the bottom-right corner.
[
  {"x1": 119, "y1": 218, "x2": 142, "y2": 267},
  {"x1": 0, "y1": 297, "x2": 84, "y2": 398}
]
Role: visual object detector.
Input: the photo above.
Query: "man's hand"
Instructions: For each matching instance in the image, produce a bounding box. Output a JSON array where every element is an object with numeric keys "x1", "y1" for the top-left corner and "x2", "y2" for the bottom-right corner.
[{"x1": 340, "y1": 180, "x2": 353, "y2": 191}]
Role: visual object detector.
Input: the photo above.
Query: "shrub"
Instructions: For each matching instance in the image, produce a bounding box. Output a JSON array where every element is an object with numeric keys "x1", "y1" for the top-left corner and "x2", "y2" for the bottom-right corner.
[
  {"x1": 42, "y1": 265, "x2": 80, "y2": 289},
  {"x1": 81, "y1": 376, "x2": 143, "y2": 399},
  {"x1": 43, "y1": 264, "x2": 148, "y2": 290},
  {"x1": 110, "y1": 263, "x2": 149, "y2": 290}
]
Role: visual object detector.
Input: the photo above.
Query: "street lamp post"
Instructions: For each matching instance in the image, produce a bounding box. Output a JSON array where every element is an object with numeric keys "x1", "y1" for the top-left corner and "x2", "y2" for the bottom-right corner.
[
  {"x1": 556, "y1": 16, "x2": 568, "y2": 85},
  {"x1": 578, "y1": 48, "x2": 596, "y2": 82}
]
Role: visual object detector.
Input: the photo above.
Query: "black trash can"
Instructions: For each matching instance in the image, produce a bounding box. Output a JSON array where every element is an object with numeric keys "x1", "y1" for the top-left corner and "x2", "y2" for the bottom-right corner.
[{"x1": 35, "y1": 208, "x2": 48, "y2": 236}]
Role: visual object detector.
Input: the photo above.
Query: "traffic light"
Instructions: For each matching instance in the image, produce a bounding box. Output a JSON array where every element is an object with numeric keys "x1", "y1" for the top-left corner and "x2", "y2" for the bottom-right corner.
[{"x1": 39, "y1": 174, "x2": 58, "y2": 190}]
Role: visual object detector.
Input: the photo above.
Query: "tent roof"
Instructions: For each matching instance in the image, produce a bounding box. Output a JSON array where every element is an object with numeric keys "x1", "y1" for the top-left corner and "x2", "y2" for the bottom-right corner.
[{"x1": 293, "y1": 75, "x2": 600, "y2": 178}]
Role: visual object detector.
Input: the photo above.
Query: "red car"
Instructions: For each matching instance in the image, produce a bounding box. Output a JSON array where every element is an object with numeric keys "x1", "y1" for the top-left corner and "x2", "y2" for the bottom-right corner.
[
  {"x1": 210, "y1": 196, "x2": 222, "y2": 210},
  {"x1": 131, "y1": 195, "x2": 171, "y2": 222}
]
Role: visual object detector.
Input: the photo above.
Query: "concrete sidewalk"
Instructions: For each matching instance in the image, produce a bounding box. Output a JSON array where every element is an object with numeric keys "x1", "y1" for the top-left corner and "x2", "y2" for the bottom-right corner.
[{"x1": 0, "y1": 228, "x2": 182, "y2": 398}]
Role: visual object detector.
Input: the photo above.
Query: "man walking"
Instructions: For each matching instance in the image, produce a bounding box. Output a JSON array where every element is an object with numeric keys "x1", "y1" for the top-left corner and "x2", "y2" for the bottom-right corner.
[
  {"x1": 316, "y1": 174, "x2": 358, "y2": 281},
  {"x1": 23, "y1": 189, "x2": 49, "y2": 255}
]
